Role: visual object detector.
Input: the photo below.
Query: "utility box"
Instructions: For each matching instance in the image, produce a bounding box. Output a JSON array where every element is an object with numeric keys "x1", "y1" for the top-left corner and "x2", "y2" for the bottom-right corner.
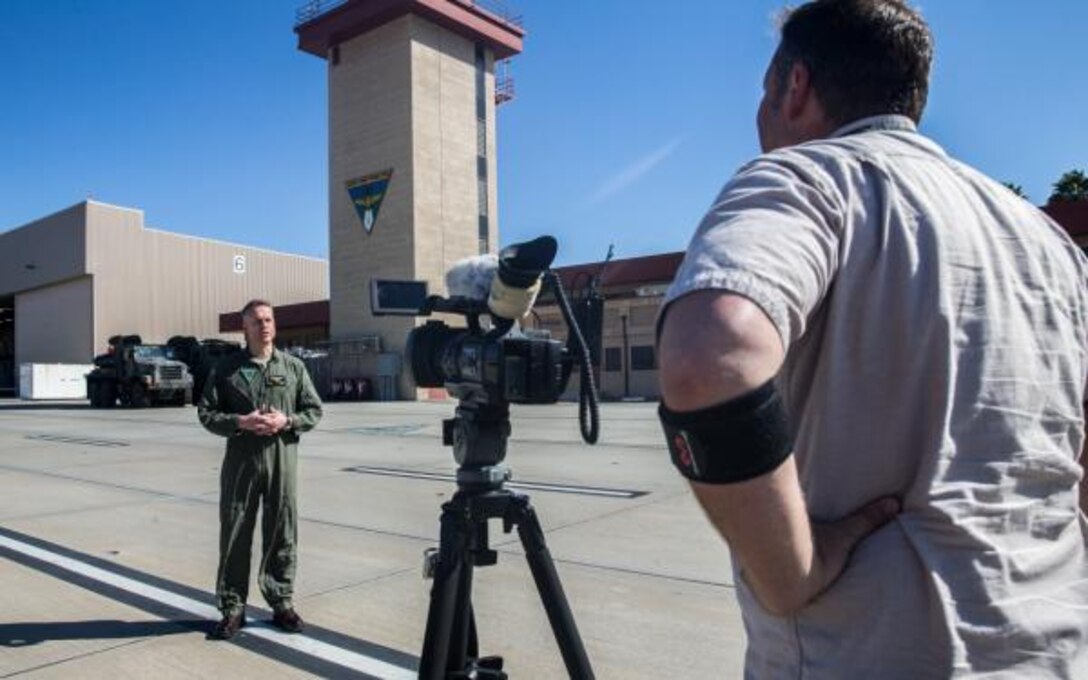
[{"x1": 19, "y1": 363, "x2": 94, "y2": 400}]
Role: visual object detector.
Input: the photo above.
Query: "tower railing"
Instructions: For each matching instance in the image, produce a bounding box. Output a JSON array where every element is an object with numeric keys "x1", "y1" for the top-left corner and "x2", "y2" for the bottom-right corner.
[
  {"x1": 295, "y1": 0, "x2": 347, "y2": 26},
  {"x1": 295, "y1": 0, "x2": 523, "y2": 30},
  {"x1": 462, "y1": 0, "x2": 523, "y2": 28},
  {"x1": 495, "y1": 58, "x2": 516, "y2": 105}
]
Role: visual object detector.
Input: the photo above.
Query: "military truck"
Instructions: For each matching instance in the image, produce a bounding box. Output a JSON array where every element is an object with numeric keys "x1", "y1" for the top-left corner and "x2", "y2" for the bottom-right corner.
[
  {"x1": 167, "y1": 336, "x2": 242, "y2": 404},
  {"x1": 86, "y1": 335, "x2": 193, "y2": 407}
]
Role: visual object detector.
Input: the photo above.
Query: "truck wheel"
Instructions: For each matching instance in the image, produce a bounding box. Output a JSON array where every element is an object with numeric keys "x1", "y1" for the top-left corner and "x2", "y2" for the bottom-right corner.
[
  {"x1": 100, "y1": 382, "x2": 117, "y2": 408},
  {"x1": 131, "y1": 384, "x2": 151, "y2": 408}
]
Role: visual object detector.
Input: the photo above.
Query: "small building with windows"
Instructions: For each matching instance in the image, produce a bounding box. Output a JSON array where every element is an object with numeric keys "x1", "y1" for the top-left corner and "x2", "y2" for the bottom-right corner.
[{"x1": 527, "y1": 252, "x2": 682, "y2": 401}]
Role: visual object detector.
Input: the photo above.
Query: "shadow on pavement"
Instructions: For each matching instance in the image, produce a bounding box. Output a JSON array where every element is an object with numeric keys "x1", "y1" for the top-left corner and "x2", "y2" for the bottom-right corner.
[
  {"x1": 0, "y1": 619, "x2": 208, "y2": 646},
  {"x1": 0, "y1": 402, "x2": 93, "y2": 411},
  {"x1": 0, "y1": 401, "x2": 188, "y2": 411}
]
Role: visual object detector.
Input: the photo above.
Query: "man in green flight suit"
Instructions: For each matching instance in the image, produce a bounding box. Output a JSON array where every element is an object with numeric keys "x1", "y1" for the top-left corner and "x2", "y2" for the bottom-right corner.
[{"x1": 198, "y1": 299, "x2": 323, "y2": 640}]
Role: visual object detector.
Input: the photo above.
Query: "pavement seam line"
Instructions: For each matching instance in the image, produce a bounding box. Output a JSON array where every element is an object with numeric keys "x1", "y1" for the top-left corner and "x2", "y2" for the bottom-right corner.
[{"x1": 1, "y1": 637, "x2": 152, "y2": 678}]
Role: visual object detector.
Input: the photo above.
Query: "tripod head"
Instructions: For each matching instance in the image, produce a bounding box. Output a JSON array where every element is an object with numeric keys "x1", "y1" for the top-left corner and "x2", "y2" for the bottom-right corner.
[{"x1": 442, "y1": 385, "x2": 515, "y2": 491}]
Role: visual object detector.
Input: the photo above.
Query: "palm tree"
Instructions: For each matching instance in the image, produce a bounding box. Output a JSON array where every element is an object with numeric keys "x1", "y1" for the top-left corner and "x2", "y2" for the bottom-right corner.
[
  {"x1": 1002, "y1": 182, "x2": 1028, "y2": 200},
  {"x1": 1049, "y1": 169, "x2": 1088, "y2": 203}
]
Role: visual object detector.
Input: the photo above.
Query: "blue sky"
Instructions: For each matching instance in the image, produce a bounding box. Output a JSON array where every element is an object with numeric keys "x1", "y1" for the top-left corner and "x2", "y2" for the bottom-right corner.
[{"x1": 2, "y1": 1, "x2": 1085, "y2": 266}]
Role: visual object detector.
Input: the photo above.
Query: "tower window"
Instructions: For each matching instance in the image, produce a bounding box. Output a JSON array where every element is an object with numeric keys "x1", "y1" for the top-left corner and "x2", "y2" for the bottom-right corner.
[{"x1": 479, "y1": 215, "x2": 489, "y2": 254}]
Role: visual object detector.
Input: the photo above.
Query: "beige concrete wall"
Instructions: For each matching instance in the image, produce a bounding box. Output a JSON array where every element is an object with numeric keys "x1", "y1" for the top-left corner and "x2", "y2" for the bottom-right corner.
[
  {"x1": 14, "y1": 276, "x2": 94, "y2": 366},
  {"x1": 410, "y1": 16, "x2": 484, "y2": 288},
  {"x1": 327, "y1": 15, "x2": 502, "y2": 397},
  {"x1": 85, "y1": 201, "x2": 328, "y2": 356},
  {"x1": 2, "y1": 200, "x2": 326, "y2": 390},
  {"x1": 328, "y1": 16, "x2": 416, "y2": 356},
  {"x1": 600, "y1": 300, "x2": 659, "y2": 399},
  {"x1": 0, "y1": 203, "x2": 86, "y2": 296}
]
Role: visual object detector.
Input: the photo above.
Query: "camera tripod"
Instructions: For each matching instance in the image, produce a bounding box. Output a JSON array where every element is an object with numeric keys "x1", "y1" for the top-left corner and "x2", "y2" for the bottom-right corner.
[{"x1": 418, "y1": 399, "x2": 595, "y2": 679}]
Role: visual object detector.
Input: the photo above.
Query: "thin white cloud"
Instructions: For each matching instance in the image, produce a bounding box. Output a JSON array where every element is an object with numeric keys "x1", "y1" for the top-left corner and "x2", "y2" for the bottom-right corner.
[{"x1": 585, "y1": 136, "x2": 684, "y2": 205}]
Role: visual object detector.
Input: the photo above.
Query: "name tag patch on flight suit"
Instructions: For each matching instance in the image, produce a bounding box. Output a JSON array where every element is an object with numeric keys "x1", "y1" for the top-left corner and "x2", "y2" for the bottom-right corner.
[{"x1": 266, "y1": 375, "x2": 287, "y2": 387}]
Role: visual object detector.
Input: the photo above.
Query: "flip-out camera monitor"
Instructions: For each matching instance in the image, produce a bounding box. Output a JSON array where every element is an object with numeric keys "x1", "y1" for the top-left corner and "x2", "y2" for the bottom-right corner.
[{"x1": 370, "y1": 279, "x2": 429, "y2": 316}]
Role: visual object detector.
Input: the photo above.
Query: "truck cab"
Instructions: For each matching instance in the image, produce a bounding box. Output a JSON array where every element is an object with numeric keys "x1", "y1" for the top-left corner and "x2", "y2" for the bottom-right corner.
[{"x1": 87, "y1": 335, "x2": 193, "y2": 407}]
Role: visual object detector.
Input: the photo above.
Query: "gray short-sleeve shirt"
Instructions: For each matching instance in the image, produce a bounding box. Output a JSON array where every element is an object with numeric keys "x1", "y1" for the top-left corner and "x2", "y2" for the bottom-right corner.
[{"x1": 665, "y1": 115, "x2": 1088, "y2": 678}]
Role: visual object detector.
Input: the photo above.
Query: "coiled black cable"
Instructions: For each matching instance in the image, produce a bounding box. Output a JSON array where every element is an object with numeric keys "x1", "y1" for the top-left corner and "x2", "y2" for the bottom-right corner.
[{"x1": 544, "y1": 271, "x2": 600, "y2": 444}]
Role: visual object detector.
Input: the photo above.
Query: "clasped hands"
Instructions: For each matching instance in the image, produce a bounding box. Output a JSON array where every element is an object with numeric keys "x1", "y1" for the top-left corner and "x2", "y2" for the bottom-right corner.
[{"x1": 238, "y1": 406, "x2": 289, "y2": 436}]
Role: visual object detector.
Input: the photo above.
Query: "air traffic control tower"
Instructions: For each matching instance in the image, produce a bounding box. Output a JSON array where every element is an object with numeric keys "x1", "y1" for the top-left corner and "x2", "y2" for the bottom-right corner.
[{"x1": 295, "y1": 0, "x2": 523, "y2": 398}]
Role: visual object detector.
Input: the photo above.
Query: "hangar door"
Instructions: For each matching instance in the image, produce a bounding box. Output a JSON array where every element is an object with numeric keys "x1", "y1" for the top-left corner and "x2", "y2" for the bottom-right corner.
[
  {"x1": 14, "y1": 277, "x2": 94, "y2": 384},
  {"x1": 0, "y1": 296, "x2": 12, "y2": 395}
]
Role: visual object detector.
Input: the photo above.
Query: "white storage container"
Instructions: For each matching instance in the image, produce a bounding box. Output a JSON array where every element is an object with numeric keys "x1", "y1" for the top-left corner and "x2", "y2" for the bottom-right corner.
[{"x1": 18, "y1": 363, "x2": 94, "y2": 400}]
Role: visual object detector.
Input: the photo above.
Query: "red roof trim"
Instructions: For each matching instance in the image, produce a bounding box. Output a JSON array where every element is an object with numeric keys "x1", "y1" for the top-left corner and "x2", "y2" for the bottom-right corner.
[
  {"x1": 1044, "y1": 201, "x2": 1088, "y2": 238},
  {"x1": 220, "y1": 300, "x2": 330, "y2": 333},
  {"x1": 552, "y1": 251, "x2": 684, "y2": 292},
  {"x1": 295, "y1": 0, "x2": 524, "y2": 60}
]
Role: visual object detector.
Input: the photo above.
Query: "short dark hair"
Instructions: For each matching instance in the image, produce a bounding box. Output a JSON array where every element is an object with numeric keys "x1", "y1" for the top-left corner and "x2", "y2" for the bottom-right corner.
[
  {"x1": 241, "y1": 299, "x2": 273, "y2": 319},
  {"x1": 775, "y1": 0, "x2": 933, "y2": 124}
]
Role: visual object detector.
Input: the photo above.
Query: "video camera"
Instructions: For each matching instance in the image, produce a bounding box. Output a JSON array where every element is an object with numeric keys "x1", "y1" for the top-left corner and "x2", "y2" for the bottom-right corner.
[
  {"x1": 376, "y1": 237, "x2": 601, "y2": 678},
  {"x1": 371, "y1": 235, "x2": 599, "y2": 450}
]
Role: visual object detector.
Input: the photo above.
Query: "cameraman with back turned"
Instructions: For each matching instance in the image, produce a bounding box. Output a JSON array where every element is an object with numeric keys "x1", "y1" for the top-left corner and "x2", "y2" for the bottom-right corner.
[{"x1": 657, "y1": 1, "x2": 1088, "y2": 676}]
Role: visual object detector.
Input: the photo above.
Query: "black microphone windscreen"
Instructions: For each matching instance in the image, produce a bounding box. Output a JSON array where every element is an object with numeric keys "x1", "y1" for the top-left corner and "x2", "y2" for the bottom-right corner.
[{"x1": 498, "y1": 236, "x2": 557, "y2": 287}]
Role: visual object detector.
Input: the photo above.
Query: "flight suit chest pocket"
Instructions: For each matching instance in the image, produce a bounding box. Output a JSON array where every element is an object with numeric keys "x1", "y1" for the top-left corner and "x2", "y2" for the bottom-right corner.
[{"x1": 265, "y1": 373, "x2": 291, "y2": 410}]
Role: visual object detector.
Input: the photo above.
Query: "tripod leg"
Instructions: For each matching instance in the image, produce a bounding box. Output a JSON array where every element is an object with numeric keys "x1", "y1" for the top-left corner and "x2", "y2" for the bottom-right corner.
[
  {"x1": 419, "y1": 500, "x2": 474, "y2": 680},
  {"x1": 466, "y1": 603, "x2": 479, "y2": 660},
  {"x1": 448, "y1": 553, "x2": 474, "y2": 671},
  {"x1": 514, "y1": 498, "x2": 595, "y2": 680}
]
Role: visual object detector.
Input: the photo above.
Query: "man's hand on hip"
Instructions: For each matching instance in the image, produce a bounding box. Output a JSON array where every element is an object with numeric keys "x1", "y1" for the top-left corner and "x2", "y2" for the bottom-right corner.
[
  {"x1": 660, "y1": 291, "x2": 902, "y2": 615},
  {"x1": 805, "y1": 497, "x2": 901, "y2": 604}
]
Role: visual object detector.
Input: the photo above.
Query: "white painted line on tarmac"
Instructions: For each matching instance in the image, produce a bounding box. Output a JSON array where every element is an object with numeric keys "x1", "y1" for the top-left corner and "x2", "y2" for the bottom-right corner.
[{"x1": 0, "y1": 533, "x2": 416, "y2": 680}]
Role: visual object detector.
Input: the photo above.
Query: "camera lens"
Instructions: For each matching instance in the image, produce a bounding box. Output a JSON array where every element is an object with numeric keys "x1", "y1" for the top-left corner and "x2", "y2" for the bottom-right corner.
[{"x1": 406, "y1": 321, "x2": 463, "y2": 387}]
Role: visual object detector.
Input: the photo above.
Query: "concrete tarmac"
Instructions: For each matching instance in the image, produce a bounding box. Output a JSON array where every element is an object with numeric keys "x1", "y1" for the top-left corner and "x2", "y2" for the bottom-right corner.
[{"x1": 0, "y1": 399, "x2": 745, "y2": 678}]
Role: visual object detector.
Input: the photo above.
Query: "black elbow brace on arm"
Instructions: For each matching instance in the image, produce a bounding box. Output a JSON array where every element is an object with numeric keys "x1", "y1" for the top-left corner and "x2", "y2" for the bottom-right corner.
[{"x1": 659, "y1": 380, "x2": 793, "y2": 484}]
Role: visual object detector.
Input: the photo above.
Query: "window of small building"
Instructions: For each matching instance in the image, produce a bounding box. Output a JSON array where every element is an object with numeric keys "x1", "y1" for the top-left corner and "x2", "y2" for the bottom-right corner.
[
  {"x1": 630, "y1": 345, "x2": 656, "y2": 371},
  {"x1": 604, "y1": 347, "x2": 621, "y2": 372}
]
